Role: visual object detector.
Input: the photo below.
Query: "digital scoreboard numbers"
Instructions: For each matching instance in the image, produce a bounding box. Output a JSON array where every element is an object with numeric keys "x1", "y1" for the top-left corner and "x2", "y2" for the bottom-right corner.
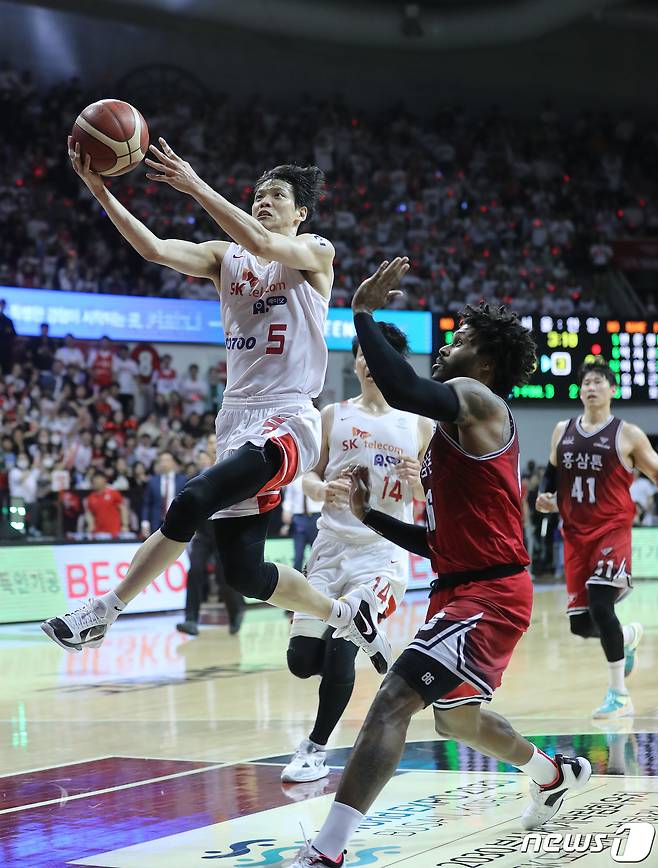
[{"x1": 433, "y1": 315, "x2": 658, "y2": 402}]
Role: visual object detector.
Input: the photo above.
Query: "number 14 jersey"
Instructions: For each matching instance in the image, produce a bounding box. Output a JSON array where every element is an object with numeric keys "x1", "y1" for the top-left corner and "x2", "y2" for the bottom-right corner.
[
  {"x1": 318, "y1": 401, "x2": 419, "y2": 543},
  {"x1": 556, "y1": 416, "x2": 635, "y2": 540}
]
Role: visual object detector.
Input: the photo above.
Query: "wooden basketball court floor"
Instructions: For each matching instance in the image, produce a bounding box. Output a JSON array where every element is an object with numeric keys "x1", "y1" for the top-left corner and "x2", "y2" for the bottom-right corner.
[{"x1": 1, "y1": 584, "x2": 657, "y2": 867}]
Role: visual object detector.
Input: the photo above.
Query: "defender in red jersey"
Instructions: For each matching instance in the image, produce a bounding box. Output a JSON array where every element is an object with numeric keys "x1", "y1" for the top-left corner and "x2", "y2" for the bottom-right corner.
[
  {"x1": 537, "y1": 360, "x2": 658, "y2": 720},
  {"x1": 291, "y1": 260, "x2": 592, "y2": 868}
]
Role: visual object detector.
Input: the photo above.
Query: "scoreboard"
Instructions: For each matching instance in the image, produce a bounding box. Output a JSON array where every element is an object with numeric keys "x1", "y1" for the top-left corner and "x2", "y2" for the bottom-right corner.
[{"x1": 433, "y1": 315, "x2": 658, "y2": 402}]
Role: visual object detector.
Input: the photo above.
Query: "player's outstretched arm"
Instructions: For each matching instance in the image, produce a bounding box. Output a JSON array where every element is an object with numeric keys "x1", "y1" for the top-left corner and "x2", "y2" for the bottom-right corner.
[
  {"x1": 349, "y1": 467, "x2": 430, "y2": 557},
  {"x1": 352, "y1": 258, "x2": 459, "y2": 420},
  {"x1": 145, "y1": 139, "x2": 334, "y2": 289},
  {"x1": 68, "y1": 138, "x2": 226, "y2": 281}
]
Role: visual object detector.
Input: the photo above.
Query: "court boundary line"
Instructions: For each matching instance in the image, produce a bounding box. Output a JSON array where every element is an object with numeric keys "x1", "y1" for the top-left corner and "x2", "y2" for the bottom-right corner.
[
  {"x1": 0, "y1": 761, "x2": 230, "y2": 816},
  {"x1": 0, "y1": 755, "x2": 115, "y2": 779}
]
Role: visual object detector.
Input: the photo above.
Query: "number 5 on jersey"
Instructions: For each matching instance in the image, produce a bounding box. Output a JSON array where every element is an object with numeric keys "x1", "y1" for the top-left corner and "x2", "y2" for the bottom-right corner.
[{"x1": 266, "y1": 323, "x2": 287, "y2": 355}]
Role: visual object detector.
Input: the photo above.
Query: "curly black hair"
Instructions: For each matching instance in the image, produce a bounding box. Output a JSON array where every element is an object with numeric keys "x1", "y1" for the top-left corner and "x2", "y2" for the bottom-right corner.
[
  {"x1": 352, "y1": 321, "x2": 410, "y2": 358},
  {"x1": 577, "y1": 357, "x2": 616, "y2": 387},
  {"x1": 254, "y1": 165, "x2": 325, "y2": 221},
  {"x1": 460, "y1": 302, "x2": 537, "y2": 397}
]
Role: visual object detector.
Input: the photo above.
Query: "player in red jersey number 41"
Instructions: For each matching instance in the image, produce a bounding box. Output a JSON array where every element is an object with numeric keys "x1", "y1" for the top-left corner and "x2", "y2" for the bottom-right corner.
[{"x1": 537, "y1": 359, "x2": 658, "y2": 720}]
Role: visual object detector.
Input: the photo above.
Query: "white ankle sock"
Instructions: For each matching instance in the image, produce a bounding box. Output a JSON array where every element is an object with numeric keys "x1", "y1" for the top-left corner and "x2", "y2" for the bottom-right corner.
[
  {"x1": 326, "y1": 598, "x2": 353, "y2": 629},
  {"x1": 313, "y1": 801, "x2": 364, "y2": 861},
  {"x1": 622, "y1": 624, "x2": 635, "y2": 645},
  {"x1": 608, "y1": 659, "x2": 626, "y2": 692},
  {"x1": 302, "y1": 737, "x2": 325, "y2": 752},
  {"x1": 517, "y1": 746, "x2": 559, "y2": 786},
  {"x1": 99, "y1": 590, "x2": 126, "y2": 623}
]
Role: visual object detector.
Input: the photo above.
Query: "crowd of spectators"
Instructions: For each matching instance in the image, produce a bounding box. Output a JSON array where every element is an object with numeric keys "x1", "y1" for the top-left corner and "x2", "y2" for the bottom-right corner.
[
  {"x1": 2, "y1": 66, "x2": 657, "y2": 316},
  {"x1": 0, "y1": 323, "x2": 225, "y2": 540}
]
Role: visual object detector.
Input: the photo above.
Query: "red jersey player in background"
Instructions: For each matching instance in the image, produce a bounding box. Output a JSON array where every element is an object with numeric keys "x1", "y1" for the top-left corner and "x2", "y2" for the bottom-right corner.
[
  {"x1": 292, "y1": 260, "x2": 592, "y2": 868},
  {"x1": 536, "y1": 359, "x2": 658, "y2": 720}
]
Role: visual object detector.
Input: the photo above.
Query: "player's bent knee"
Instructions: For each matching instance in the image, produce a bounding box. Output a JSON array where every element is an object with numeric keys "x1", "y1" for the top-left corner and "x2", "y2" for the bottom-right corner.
[
  {"x1": 570, "y1": 613, "x2": 593, "y2": 637},
  {"x1": 221, "y1": 557, "x2": 279, "y2": 601},
  {"x1": 287, "y1": 639, "x2": 324, "y2": 679},
  {"x1": 161, "y1": 475, "x2": 216, "y2": 543}
]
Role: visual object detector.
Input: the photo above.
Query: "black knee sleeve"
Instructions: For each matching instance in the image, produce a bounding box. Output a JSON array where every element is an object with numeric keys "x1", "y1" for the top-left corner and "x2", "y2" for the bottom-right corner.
[
  {"x1": 588, "y1": 584, "x2": 619, "y2": 628},
  {"x1": 162, "y1": 473, "x2": 218, "y2": 543},
  {"x1": 287, "y1": 636, "x2": 326, "y2": 679},
  {"x1": 569, "y1": 612, "x2": 599, "y2": 638},
  {"x1": 213, "y1": 512, "x2": 280, "y2": 601},
  {"x1": 218, "y1": 549, "x2": 279, "y2": 600},
  {"x1": 161, "y1": 441, "x2": 282, "y2": 544},
  {"x1": 588, "y1": 584, "x2": 624, "y2": 662},
  {"x1": 322, "y1": 637, "x2": 358, "y2": 685}
]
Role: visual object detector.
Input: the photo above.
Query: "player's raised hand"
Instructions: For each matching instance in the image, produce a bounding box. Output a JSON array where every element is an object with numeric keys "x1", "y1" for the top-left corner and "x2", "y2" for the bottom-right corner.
[
  {"x1": 535, "y1": 492, "x2": 558, "y2": 514},
  {"x1": 352, "y1": 257, "x2": 409, "y2": 314},
  {"x1": 348, "y1": 465, "x2": 372, "y2": 521},
  {"x1": 67, "y1": 136, "x2": 105, "y2": 197},
  {"x1": 145, "y1": 138, "x2": 202, "y2": 195}
]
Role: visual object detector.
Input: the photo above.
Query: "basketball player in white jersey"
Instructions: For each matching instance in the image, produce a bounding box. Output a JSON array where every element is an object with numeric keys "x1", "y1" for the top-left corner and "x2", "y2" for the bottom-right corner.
[
  {"x1": 282, "y1": 323, "x2": 433, "y2": 783},
  {"x1": 41, "y1": 138, "x2": 391, "y2": 668}
]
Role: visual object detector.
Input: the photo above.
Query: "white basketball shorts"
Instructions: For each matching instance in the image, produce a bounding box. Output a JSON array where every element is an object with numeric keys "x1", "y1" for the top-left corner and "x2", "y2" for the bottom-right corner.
[
  {"x1": 290, "y1": 529, "x2": 409, "y2": 639},
  {"x1": 211, "y1": 394, "x2": 320, "y2": 519}
]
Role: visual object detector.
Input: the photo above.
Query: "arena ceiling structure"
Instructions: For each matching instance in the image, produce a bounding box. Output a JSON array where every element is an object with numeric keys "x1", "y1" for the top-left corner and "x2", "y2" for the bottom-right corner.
[{"x1": 17, "y1": 0, "x2": 658, "y2": 48}]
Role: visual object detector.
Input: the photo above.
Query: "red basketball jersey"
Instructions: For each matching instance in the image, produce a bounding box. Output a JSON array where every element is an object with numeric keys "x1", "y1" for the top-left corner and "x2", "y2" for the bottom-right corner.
[
  {"x1": 556, "y1": 416, "x2": 635, "y2": 540},
  {"x1": 421, "y1": 410, "x2": 529, "y2": 575}
]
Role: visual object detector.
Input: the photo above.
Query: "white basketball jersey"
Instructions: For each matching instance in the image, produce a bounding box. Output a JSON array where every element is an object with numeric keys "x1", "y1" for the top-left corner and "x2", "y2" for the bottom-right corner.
[
  {"x1": 318, "y1": 401, "x2": 419, "y2": 543},
  {"x1": 219, "y1": 242, "x2": 329, "y2": 400}
]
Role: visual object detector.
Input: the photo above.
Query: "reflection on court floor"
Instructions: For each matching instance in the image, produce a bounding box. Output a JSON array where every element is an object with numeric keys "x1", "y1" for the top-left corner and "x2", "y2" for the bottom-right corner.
[
  {"x1": 1, "y1": 587, "x2": 657, "y2": 866},
  {"x1": 2, "y1": 740, "x2": 657, "y2": 867}
]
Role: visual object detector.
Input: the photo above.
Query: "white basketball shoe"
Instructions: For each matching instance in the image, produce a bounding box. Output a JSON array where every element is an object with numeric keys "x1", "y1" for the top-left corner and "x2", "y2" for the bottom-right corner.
[
  {"x1": 521, "y1": 753, "x2": 592, "y2": 830},
  {"x1": 41, "y1": 597, "x2": 120, "y2": 653},
  {"x1": 333, "y1": 585, "x2": 392, "y2": 674},
  {"x1": 281, "y1": 739, "x2": 329, "y2": 783}
]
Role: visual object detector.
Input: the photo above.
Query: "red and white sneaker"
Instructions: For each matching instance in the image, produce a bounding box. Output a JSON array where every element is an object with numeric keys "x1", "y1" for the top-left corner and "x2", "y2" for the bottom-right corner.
[
  {"x1": 521, "y1": 753, "x2": 592, "y2": 830},
  {"x1": 289, "y1": 842, "x2": 345, "y2": 867},
  {"x1": 333, "y1": 585, "x2": 392, "y2": 674}
]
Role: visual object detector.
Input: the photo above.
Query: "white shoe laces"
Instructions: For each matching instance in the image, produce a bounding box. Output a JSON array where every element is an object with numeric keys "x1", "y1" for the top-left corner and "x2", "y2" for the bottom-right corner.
[{"x1": 64, "y1": 598, "x2": 103, "y2": 631}]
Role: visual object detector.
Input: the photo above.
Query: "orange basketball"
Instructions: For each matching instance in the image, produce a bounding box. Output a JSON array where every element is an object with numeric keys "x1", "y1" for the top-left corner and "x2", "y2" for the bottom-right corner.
[{"x1": 71, "y1": 99, "x2": 149, "y2": 177}]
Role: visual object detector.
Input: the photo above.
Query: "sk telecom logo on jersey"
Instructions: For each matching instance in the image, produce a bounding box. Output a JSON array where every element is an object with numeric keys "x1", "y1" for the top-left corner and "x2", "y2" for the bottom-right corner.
[
  {"x1": 341, "y1": 426, "x2": 372, "y2": 451},
  {"x1": 521, "y1": 822, "x2": 656, "y2": 861}
]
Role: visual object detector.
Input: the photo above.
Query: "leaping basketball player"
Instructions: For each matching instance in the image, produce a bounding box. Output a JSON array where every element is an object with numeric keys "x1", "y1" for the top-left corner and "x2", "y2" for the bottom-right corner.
[
  {"x1": 536, "y1": 359, "x2": 658, "y2": 719},
  {"x1": 283, "y1": 322, "x2": 432, "y2": 783},
  {"x1": 41, "y1": 138, "x2": 390, "y2": 668},
  {"x1": 292, "y1": 259, "x2": 593, "y2": 868}
]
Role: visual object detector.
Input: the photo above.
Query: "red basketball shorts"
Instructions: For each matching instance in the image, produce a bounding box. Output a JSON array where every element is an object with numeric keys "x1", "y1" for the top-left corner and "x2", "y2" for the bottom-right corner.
[
  {"x1": 392, "y1": 570, "x2": 533, "y2": 709},
  {"x1": 563, "y1": 525, "x2": 633, "y2": 616}
]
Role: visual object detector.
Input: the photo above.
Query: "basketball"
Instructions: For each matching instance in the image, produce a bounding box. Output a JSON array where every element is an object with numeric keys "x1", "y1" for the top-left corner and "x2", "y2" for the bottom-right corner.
[{"x1": 70, "y1": 99, "x2": 149, "y2": 177}]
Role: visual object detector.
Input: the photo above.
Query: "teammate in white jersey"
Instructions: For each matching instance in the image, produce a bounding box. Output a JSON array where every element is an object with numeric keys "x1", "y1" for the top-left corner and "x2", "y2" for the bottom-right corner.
[
  {"x1": 282, "y1": 323, "x2": 433, "y2": 784},
  {"x1": 41, "y1": 139, "x2": 391, "y2": 667}
]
